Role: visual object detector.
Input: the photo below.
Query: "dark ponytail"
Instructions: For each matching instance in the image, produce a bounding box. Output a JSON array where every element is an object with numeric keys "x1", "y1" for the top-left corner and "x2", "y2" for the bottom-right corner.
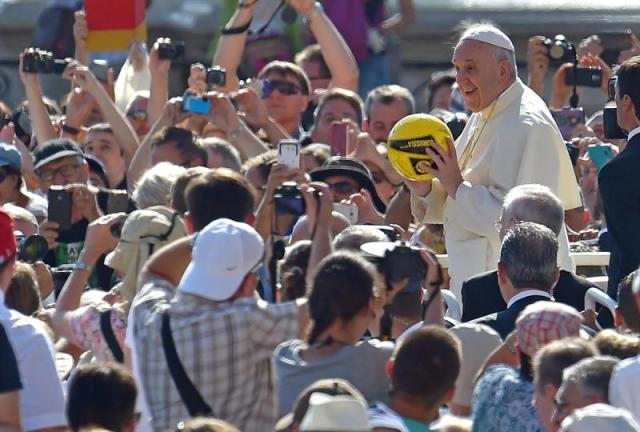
[{"x1": 306, "y1": 252, "x2": 375, "y2": 345}]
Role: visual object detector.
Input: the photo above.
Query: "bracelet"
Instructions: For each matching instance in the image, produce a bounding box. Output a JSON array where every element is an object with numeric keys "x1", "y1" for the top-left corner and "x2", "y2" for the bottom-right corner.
[
  {"x1": 303, "y1": 2, "x2": 324, "y2": 24},
  {"x1": 73, "y1": 260, "x2": 93, "y2": 272},
  {"x1": 237, "y1": 0, "x2": 257, "y2": 8},
  {"x1": 221, "y1": 18, "x2": 252, "y2": 35},
  {"x1": 62, "y1": 124, "x2": 80, "y2": 135}
]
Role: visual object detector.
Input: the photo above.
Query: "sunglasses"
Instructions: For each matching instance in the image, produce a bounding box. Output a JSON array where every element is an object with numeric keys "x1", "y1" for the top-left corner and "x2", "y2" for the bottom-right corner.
[
  {"x1": 127, "y1": 109, "x2": 148, "y2": 121},
  {"x1": 608, "y1": 76, "x2": 618, "y2": 101},
  {"x1": 326, "y1": 181, "x2": 358, "y2": 195},
  {"x1": 261, "y1": 79, "x2": 302, "y2": 98}
]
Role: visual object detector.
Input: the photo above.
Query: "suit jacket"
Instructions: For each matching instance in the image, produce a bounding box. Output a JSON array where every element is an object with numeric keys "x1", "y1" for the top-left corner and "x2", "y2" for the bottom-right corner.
[
  {"x1": 461, "y1": 269, "x2": 597, "y2": 322},
  {"x1": 411, "y1": 79, "x2": 581, "y2": 302},
  {"x1": 598, "y1": 133, "x2": 640, "y2": 298},
  {"x1": 471, "y1": 294, "x2": 551, "y2": 339}
]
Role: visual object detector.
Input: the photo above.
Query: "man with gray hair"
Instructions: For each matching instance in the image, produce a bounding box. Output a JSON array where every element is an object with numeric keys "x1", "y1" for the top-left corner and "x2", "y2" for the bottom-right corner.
[
  {"x1": 472, "y1": 222, "x2": 560, "y2": 338},
  {"x1": 551, "y1": 356, "x2": 619, "y2": 428},
  {"x1": 200, "y1": 137, "x2": 242, "y2": 172},
  {"x1": 407, "y1": 24, "x2": 581, "y2": 303},
  {"x1": 462, "y1": 184, "x2": 598, "y2": 322}
]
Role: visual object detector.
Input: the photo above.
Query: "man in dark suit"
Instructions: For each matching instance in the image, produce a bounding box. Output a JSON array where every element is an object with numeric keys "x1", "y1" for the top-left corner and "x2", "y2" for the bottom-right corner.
[
  {"x1": 462, "y1": 184, "x2": 596, "y2": 322},
  {"x1": 471, "y1": 222, "x2": 559, "y2": 339},
  {"x1": 599, "y1": 56, "x2": 640, "y2": 301}
]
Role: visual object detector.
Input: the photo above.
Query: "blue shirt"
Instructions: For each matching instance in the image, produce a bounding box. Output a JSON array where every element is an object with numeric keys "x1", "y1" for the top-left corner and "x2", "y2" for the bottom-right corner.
[{"x1": 472, "y1": 365, "x2": 543, "y2": 432}]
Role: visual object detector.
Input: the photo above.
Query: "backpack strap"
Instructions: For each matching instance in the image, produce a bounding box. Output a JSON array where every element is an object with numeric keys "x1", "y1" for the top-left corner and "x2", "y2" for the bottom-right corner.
[
  {"x1": 160, "y1": 310, "x2": 213, "y2": 417},
  {"x1": 99, "y1": 309, "x2": 124, "y2": 363}
]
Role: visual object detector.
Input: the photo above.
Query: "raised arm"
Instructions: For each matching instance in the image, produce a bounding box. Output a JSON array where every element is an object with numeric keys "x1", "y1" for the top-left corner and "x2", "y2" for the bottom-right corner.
[
  {"x1": 51, "y1": 213, "x2": 123, "y2": 343},
  {"x1": 64, "y1": 63, "x2": 140, "y2": 160},
  {"x1": 147, "y1": 39, "x2": 172, "y2": 127},
  {"x1": 73, "y1": 11, "x2": 89, "y2": 65},
  {"x1": 212, "y1": 2, "x2": 256, "y2": 92},
  {"x1": 18, "y1": 50, "x2": 57, "y2": 146},
  {"x1": 301, "y1": 182, "x2": 333, "y2": 289},
  {"x1": 381, "y1": 0, "x2": 415, "y2": 33},
  {"x1": 288, "y1": 0, "x2": 359, "y2": 91}
]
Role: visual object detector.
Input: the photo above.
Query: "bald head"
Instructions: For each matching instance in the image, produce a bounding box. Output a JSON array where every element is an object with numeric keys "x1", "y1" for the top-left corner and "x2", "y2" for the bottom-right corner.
[{"x1": 500, "y1": 184, "x2": 564, "y2": 239}]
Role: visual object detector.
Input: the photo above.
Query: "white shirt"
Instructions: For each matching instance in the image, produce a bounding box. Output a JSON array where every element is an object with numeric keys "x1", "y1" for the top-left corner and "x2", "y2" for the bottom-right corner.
[
  {"x1": 0, "y1": 291, "x2": 67, "y2": 431},
  {"x1": 610, "y1": 355, "x2": 640, "y2": 420},
  {"x1": 507, "y1": 289, "x2": 552, "y2": 309},
  {"x1": 626, "y1": 126, "x2": 640, "y2": 143},
  {"x1": 412, "y1": 79, "x2": 581, "y2": 304}
]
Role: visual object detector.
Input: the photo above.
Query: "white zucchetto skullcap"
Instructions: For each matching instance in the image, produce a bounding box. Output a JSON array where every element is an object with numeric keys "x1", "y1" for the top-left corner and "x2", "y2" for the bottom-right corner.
[{"x1": 459, "y1": 25, "x2": 515, "y2": 52}]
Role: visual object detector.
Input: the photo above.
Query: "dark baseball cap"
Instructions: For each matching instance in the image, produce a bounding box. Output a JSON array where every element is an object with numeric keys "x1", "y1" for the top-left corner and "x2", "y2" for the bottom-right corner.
[
  {"x1": 33, "y1": 138, "x2": 83, "y2": 171},
  {"x1": 0, "y1": 143, "x2": 22, "y2": 172}
]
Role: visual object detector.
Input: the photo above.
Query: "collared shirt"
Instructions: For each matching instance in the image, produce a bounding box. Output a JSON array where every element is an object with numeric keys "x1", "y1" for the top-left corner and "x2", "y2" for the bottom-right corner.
[
  {"x1": 507, "y1": 290, "x2": 552, "y2": 309},
  {"x1": 627, "y1": 126, "x2": 640, "y2": 143},
  {"x1": 129, "y1": 276, "x2": 300, "y2": 431},
  {"x1": 413, "y1": 79, "x2": 581, "y2": 303},
  {"x1": 0, "y1": 291, "x2": 67, "y2": 431}
]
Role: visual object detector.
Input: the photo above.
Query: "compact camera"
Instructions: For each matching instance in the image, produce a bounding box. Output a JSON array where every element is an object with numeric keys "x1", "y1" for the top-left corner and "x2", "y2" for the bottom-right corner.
[
  {"x1": 16, "y1": 234, "x2": 49, "y2": 263},
  {"x1": 157, "y1": 41, "x2": 185, "y2": 61},
  {"x1": 273, "y1": 182, "x2": 305, "y2": 217},
  {"x1": 22, "y1": 49, "x2": 71, "y2": 74},
  {"x1": 206, "y1": 66, "x2": 227, "y2": 87}
]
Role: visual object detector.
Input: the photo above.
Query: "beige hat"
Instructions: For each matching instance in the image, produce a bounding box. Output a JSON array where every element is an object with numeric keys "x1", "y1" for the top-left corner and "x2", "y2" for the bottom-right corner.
[
  {"x1": 449, "y1": 324, "x2": 502, "y2": 407},
  {"x1": 300, "y1": 393, "x2": 371, "y2": 432},
  {"x1": 560, "y1": 403, "x2": 640, "y2": 432},
  {"x1": 105, "y1": 205, "x2": 186, "y2": 301}
]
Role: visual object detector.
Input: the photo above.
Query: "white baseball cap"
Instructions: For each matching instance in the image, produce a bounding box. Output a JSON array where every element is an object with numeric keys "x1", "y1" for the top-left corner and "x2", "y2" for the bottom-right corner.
[
  {"x1": 300, "y1": 393, "x2": 371, "y2": 432},
  {"x1": 178, "y1": 218, "x2": 264, "y2": 301},
  {"x1": 460, "y1": 24, "x2": 515, "y2": 52}
]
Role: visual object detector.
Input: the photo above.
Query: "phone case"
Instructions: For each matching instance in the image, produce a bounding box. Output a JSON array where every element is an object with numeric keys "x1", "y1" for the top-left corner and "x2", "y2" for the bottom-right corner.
[
  {"x1": 333, "y1": 202, "x2": 358, "y2": 224},
  {"x1": 47, "y1": 187, "x2": 72, "y2": 230},
  {"x1": 182, "y1": 94, "x2": 211, "y2": 115},
  {"x1": 330, "y1": 122, "x2": 348, "y2": 156},
  {"x1": 278, "y1": 141, "x2": 300, "y2": 169},
  {"x1": 588, "y1": 145, "x2": 614, "y2": 171}
]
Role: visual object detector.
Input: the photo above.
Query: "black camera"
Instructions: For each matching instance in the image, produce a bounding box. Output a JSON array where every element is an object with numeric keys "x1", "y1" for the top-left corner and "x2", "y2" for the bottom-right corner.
[
  {"x1": 16, "y1": 234, "x2": 49, "y2": 263},
  {"x1": 378, "y1": 242, "x2": 427, "y2": 282},
  {"x1": 274, "y1": 182, "x2": 305, "y2": 216},
  {"x1": 206, "y1": 66, "x2": 226, "y2": 87},
  {"x1": 22, "y1": 48, "x2": 71, "y2": 74},
  {"x1": 544, "y1": 35, "x2": 575, "y2": 65},
  {"x1": 603, "y1": 103, "x2": 627, "y2": 139},
  {"x1": 565, "y1": 67, "x2": 603, "y2": 88},
  {"x1": 565, "y1": 142, "x2": 580, "y2": 166},
  {"x1": 157, "y1": 41, "x2": 185, "y2": 61}
]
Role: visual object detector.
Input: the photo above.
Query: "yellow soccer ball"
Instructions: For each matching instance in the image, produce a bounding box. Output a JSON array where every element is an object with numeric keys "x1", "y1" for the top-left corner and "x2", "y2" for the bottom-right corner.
[{"x1": 386, "y1": 114, "x2": 453, "y2": 181}]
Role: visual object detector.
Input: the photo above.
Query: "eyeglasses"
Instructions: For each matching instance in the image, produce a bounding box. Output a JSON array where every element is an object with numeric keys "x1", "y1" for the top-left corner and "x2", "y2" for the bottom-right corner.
[
  {"x1": 608, "y1": 76, "x2": 618, "y2": 101},
  {"x1": 261, "y1": 79, "x2": 302, "y2": 98},
  {"x1": 326, "y1": 181, "x2": 358, "y2": 195},
  {"x1": 127, "y1": 109, "x2": 148, "y2": 121},
  {"x1": 37, "y1": 163, "x2": 81, "y2": 182}
]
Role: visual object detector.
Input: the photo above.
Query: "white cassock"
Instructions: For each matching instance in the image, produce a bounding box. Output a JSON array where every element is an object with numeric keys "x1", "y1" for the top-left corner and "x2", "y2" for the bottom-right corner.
[{"x1": 412, "y1": 79, "x2": 582, "y2": 305}]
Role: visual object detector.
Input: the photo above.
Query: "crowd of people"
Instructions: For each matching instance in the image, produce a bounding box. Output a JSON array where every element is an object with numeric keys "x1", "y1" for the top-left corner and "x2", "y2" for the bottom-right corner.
[{"x1": 2, "y1": 0, "x2": 640, "y2": 431}]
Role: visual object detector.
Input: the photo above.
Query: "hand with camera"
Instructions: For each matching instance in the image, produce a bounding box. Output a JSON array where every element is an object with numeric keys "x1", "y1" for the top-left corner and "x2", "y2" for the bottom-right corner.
[
  {"x1": 39, "y1": 220, "x2": 59, "y2": 250},
  {"x1": 347, "y1": 189, "x2": 384, "y2": 225},
  {"x1": 234, "y1": 87, "x2": 270, "y2": 130},
  {"x1": 187, "y1": 63, "x2": 208, "y2": 94},
  {"x1": 301, "y1": 182, "x2": 333, "y2": 236},
  {"x1": 64, "y1": 86, "x2": 96, "y2": 132},
  {"x1": 203, "y1": 92, "x2": 241, "y2": 134},
  {"x1": 527, "y1": 36, "x2": 550, "y2": 96},
  {"x1": 67, "y1": 184, "x2": 101, "y2": 223},
  {"x1": 80, "y1": 213, "x2": 126, "y2": 264},
  {"x1": 619, "y1": 33, "x2": 640, "y2": 63},
  {"x1": 73, "y1": 11, "x2": 89, "y2": 64},
  {"x1": 577, "y1": 35, "x2": 603, "y2": 58},
  {"x1": 149, "y1": 38, "x2": 173, "y2": 77},
  {"x1": 549, "y1": 62, "x2": 575, "y2": 109}
]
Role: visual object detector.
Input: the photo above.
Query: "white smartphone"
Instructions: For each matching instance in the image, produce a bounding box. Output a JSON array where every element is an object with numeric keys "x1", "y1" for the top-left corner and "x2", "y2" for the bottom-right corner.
[
  {"x1": 333, "y1": 202, "x2": 359, "y2": 225},
  {"x1": 278, "y1": 139, "x2": 300, "y2": 170}
]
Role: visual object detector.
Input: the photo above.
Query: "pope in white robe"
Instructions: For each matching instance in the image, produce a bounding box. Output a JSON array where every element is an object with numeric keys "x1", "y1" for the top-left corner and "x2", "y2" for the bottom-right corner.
[{"x1": 409, "y1": 25, "x2": 582, "y2": 305}]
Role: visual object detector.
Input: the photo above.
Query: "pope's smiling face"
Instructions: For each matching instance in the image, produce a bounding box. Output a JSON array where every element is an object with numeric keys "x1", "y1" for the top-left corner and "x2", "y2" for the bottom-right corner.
[{"x1": 452, "y1": 39, "x2": 513, "y2": 113}]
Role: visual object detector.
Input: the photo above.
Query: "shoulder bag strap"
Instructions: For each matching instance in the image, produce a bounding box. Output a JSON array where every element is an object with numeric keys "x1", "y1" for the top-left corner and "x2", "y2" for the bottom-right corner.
[
  {"x1": 160, "y1": 310, "x2": 213, "y2": 417},
  {"x1": 99, "y1": 309, "x2": 124, "y2": 363}
]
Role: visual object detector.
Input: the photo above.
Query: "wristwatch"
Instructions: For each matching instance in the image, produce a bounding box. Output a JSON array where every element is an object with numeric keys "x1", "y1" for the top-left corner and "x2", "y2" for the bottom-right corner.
[
  {"x1": 74, "y1": 260, "x2": 93, "y2": 272},
  {"x1": 303, "y1": 2, "x2": 324, "y2": 24}
]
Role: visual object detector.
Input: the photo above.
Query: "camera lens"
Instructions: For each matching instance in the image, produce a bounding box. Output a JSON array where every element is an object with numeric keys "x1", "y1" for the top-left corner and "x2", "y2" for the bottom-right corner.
[{"x1": 18, "y1": 235, "x2": 49, "y2": 263}]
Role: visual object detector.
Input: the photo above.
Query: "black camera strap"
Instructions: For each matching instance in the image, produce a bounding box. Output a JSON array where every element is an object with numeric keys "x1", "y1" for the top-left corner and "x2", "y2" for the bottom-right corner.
[
  {"x1": 99, "y1": 310, "x2": 124, "y2": 364},
  {"x1": 160, "y1": 310, "x2": 213, "y2": 418}
]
